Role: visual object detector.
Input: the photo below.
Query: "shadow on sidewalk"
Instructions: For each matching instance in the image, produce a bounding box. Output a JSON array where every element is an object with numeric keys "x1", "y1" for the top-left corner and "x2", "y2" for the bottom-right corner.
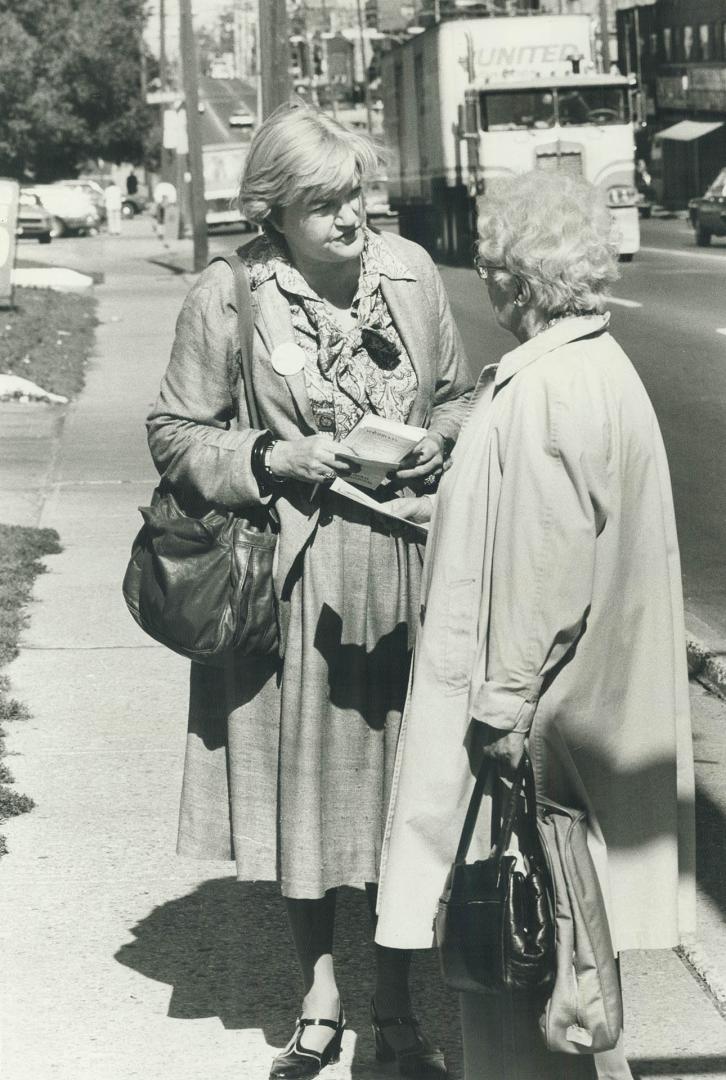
[
  {"x1": 632, "y1": 1058, "x2": 726, "y2": 1075},
  {"x1": 114, "y1": 878, "x2": 462, "y2": 1074}
]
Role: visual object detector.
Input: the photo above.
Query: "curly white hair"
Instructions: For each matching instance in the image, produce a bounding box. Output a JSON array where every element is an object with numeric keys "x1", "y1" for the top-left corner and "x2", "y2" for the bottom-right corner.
[{"x1": 476, "y1": 171, "x2": 620, "y2": 317}]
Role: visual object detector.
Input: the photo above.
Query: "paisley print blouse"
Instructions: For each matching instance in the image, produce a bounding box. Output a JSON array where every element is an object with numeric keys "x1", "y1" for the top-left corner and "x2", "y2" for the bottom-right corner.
[{"x1": 242, "y1": 228, "x2": 418, "y2": 440}]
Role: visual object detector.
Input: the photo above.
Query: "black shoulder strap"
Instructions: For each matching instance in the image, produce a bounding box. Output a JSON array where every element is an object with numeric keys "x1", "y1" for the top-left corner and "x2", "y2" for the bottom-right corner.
[
  {"x1": 209, "y1": 253, "x2": 262, "y2": 431},
  {"x1": 453, "y1": 754, "x2": 527, "y2": 867}
]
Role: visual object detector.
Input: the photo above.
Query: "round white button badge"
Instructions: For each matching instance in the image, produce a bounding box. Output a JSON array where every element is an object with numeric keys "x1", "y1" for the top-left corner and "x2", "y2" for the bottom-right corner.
[{"x1": 270, "y1": 342, "x2": 306, "y2": 376}]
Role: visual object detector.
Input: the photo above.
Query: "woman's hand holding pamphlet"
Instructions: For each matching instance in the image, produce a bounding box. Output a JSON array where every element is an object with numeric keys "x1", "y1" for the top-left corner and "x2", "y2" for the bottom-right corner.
[
  {"x1": 334, "y1": 414, "x2": 429, "y2": 491},
  {"x1": 324, "y1": 415, "x2": 438, "y2": 535}
]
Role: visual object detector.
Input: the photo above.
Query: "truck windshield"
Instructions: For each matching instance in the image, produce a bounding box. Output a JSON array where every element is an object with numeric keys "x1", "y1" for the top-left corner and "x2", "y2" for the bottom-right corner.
[
  {"x1": 557, "y1": 86, "x2": 629, "y2": 126},
  {"x1": 480, "y1": 90, "x2": 555, "y2": 131}
]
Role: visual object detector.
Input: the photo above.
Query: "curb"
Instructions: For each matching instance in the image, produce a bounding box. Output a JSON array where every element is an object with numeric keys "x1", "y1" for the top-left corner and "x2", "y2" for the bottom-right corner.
[
  {"x1": 678, "y1": 942, "x2": 726, "y2": 1016},
  {"x1": 686, "y1": 636, "x2": 726, "y2": 700}
]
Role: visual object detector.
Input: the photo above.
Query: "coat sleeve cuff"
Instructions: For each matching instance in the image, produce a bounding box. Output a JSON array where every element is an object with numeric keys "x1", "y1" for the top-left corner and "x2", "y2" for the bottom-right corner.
[{"x1": 468, "y1": 679, "x2": 542, "y2": 733}]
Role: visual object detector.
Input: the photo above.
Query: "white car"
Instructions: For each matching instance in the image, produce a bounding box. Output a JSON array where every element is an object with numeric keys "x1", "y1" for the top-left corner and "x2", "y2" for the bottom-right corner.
[{"x1": 32, "y1": 183, "x2": 101, "y2": 237}]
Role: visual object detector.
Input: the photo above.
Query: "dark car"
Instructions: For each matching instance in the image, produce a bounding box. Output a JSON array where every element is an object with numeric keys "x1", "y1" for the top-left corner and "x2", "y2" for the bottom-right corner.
[
  {"x1": 121, "y1": 192, "x2": 148, "y2": 219},
  {"x1": 17, "y1": 190, "x2": 52, "y2": 244},
  {"x1": 688, "y1": 168, "x2": 726, "y2": 246}
]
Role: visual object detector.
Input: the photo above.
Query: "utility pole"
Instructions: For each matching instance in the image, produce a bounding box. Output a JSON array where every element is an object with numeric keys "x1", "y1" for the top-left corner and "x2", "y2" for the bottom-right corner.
[
  {"x1": 159, "y1": 0, "x2": 167, "y2": 89},
  {"x1": 258, "y1": 0, "x2": 291, "y2": 119},
  {"x1": 355, "y1": 0, "x2": 373, "y2": 132},
  {"x1": 179, "y1": 0, "x2": 208, "y2": 272}
]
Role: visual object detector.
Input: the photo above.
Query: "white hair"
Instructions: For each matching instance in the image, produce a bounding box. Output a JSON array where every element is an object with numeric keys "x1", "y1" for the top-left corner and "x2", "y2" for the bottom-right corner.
[
  {"x1": 238, "y1": 101, "x2": 381, "y2": 225},
  {"x1": 476, "y1": 172, "x2": 620, "y2": 317}
]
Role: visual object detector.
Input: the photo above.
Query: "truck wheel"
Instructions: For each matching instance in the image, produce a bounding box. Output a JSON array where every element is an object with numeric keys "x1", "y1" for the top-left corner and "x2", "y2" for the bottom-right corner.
[
  {"x1": 696, "y1": 222, "x2": 712, "y2": 246},
  {"x1": 619, "y1": 253, "x2": 634, "y2": 263}
]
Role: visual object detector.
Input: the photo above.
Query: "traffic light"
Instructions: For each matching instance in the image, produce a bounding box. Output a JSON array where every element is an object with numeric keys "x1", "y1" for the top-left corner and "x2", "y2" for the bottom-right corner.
[{"x1": 365, "y1": 1, "x2": 379, "y2": 29}]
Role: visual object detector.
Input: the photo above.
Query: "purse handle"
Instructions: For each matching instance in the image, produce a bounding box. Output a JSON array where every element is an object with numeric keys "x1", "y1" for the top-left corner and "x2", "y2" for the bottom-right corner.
[
  {"x1": 454, "y1": 752, "x2": 536, "y2": 868},
  {"x1": 209, "y1": 253, "x2": 262, "y2": 431}
]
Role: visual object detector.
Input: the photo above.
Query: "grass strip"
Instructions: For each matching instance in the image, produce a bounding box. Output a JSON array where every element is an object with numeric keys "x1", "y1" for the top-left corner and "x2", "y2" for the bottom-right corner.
[
  {"x1": 0, "y1": 286, "x2": 97, "y2": 399},
  {"x1": 0, "y1": 525, "x2": 62, "y2": 855}
]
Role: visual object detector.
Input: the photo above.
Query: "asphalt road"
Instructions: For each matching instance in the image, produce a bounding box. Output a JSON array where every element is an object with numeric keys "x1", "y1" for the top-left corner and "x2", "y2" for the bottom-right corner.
[
  {"x1": 198, "y1": 76, "x2": 256, "y2": 146},
  {"x1": 427, "y1": 216, "x2": 726, "y2": 644}
]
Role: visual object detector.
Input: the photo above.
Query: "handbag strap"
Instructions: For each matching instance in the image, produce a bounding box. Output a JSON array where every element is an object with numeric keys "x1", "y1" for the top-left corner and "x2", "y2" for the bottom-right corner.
[
  {"x1": 209, "y1": 253, "x2": 262, "y2": 431},
  {"x1": 454, "y1": 753, "x2": 527, "y2": 867}
]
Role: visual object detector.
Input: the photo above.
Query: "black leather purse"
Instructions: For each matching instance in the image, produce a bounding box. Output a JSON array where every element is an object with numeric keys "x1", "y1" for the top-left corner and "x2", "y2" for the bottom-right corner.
[
  {"x1": 122, "y1": 254, "x2": 279, "y2": 666},
  {"x1": 436, "y1": 753, "x2": 555, "y2": 996}
]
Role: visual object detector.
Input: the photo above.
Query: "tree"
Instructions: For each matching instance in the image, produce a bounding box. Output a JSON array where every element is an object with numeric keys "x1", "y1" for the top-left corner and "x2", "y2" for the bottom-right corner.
[{"x1": 0, "y1": 0, "x2": 154, "y2": 180}]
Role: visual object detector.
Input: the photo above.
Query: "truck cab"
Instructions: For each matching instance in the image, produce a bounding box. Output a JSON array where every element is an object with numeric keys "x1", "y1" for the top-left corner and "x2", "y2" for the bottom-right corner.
[{"x1": 468, "y1": 74, "x2": 639, "y2": 257}]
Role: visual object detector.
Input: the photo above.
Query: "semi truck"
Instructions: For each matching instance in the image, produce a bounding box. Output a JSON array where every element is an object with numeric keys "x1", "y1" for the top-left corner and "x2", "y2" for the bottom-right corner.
[{"x1": 380, "y1": 15, "x2": 640, "y2": 262}]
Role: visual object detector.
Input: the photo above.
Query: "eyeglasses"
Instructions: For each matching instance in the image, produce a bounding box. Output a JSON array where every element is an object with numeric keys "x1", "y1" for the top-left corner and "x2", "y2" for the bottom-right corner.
[{"x1": 474, "y1": 261, "x2": 507, "y2": 281}]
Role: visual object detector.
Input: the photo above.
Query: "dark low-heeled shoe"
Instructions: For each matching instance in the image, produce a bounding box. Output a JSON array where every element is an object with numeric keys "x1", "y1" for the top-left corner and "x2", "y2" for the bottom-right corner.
[
  {"x1": 370, "y1": 998, "x2": 448, "y2": 1077},
  {"x1": 269, "y1": 1007, "x2": 345, "y2": 1080}
]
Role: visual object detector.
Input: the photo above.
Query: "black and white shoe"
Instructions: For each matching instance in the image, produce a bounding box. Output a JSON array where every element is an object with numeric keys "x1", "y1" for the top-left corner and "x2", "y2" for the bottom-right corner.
[{"x1": 269, "y1": 1007, "x2": 345, "y2": 1080}]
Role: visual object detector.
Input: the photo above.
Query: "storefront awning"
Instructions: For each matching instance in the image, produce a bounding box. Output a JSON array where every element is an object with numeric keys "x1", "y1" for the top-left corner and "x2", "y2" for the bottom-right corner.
[{"x1": 655, "y1": 120, "x2": 724, "y2": 142}]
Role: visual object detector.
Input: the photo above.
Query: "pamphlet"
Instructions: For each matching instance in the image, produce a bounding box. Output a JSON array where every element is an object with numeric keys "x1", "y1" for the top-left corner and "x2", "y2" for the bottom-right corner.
[
  {"x1": 334, "y1": 414, "x2": 428, "y2": 491},
  {"x1": 329, "y1": 478, "x2": 429, "y2": 536}
]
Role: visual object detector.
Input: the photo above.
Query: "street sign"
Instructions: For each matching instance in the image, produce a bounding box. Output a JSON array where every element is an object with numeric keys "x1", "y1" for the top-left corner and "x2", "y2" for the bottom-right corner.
[
  {"x1": 146, "y1": 89, "x2": 180, "y2": 106},
  {"x1": 0, "y1": 178, "x2": 19, "y2": 308}
]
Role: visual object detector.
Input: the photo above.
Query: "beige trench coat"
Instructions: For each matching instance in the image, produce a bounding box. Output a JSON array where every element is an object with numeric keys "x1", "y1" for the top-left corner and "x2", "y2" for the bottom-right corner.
[{"x1": 375, "y1": 314, "x2": 696, "y2": 954}]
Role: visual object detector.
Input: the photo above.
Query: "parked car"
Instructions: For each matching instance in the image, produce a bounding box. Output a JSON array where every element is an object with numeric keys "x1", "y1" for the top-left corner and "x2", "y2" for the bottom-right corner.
[
  {"x1": 31, "y1": 183, "x2": 101, "y2": 237},
  {"x1": 63, "y1": 179, "x2": 107, "y2": 223},
  {"x1": 121, "y1": 192, "x2": 149, "y2": 219},
  {"x1": 688, "y1": 168, "x2": 726, "y2": 246},
  {"x1": 17, "y1": 190, "x2": 52, "y2": 244}
]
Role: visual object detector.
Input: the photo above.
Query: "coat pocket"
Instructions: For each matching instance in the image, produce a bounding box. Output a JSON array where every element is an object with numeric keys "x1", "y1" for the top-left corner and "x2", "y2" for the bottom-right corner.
[{"x1": 441, "y1": 577, "x2": 477, "y2": 692}]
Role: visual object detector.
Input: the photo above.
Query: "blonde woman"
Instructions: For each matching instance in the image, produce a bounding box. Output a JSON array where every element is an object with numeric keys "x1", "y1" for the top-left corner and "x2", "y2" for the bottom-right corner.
[
  {"x1": 376, "y1": 172, "x2": 695, "y2": 1079},
  {"x1": 147, "y1": 102, "x2": 472, "y2": 1079}
]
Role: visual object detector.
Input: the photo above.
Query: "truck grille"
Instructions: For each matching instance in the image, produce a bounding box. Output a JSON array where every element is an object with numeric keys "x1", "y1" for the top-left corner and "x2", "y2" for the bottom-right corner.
[{"x1": 535, "y1": 150, "x2": 583, "y2": 176}]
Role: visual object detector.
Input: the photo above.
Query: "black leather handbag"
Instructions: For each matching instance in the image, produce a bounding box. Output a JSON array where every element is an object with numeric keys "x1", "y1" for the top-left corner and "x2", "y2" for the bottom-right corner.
[
  {"x1": 436, "y1": 753, "x2": 555, "y2": 996},
  {"x1": 122, "y1": 254, "x2": 279, "y2": 666}
]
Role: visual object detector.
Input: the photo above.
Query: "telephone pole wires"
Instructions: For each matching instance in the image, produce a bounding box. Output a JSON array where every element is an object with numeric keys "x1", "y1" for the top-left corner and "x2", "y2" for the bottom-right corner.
[
  {"x1": 179, "y1": 0, "x2": 208, "y2": 272},
  {"x1": 258, "y1": 0, "x2": 291, "y2": 119}
]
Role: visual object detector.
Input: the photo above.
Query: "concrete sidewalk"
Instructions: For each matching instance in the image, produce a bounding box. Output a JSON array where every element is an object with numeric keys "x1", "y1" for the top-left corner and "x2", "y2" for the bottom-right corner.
[{"x1": 1, "y1": 230, "x2": 726, "y2": 1080}]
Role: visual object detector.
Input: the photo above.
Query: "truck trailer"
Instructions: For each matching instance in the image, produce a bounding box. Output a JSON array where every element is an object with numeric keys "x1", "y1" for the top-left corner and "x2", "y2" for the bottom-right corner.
[{"x1": 380, "y1": 15, "x2": 640, "y2": 262}]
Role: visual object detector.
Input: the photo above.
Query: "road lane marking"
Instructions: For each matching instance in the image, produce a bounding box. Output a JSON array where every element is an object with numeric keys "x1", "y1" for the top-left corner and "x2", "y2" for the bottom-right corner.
[
  {"x1": 609, "y1": 297, "x2": 642, "y2": 308},
  {"x1": 640, "y1": 245, "x2": 726, "y2": 261}
]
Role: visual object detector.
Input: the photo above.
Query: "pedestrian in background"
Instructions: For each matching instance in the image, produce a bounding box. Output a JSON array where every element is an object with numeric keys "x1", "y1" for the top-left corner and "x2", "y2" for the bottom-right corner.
[
  {"x1": 146, "y1": 101, "x2": 473, "y2": 1079},
  {"x1": 126, "y1": 170, "x2": 138, "y2": 196},
  {"x1": 104, "y1": 181, "x2": 122, "y2": 236},
  {"x1": 376, "y1": 171, "x2": 696, "y2": 1080}
]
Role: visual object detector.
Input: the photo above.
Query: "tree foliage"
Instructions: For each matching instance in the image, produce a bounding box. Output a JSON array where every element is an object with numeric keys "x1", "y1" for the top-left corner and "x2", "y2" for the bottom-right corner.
[{"x1": 0, "y1": 0, "x2": 155, "y2": 180}]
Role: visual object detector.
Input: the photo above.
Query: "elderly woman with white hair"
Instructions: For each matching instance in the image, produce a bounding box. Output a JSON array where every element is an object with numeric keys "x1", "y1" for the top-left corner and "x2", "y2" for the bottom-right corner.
[
  {"x1": 375, "y1": 172, "x2": 695, "y2": 1079},
  {"x1": 146, "y1": 101, "x2": 472, "y2": 1079}
]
